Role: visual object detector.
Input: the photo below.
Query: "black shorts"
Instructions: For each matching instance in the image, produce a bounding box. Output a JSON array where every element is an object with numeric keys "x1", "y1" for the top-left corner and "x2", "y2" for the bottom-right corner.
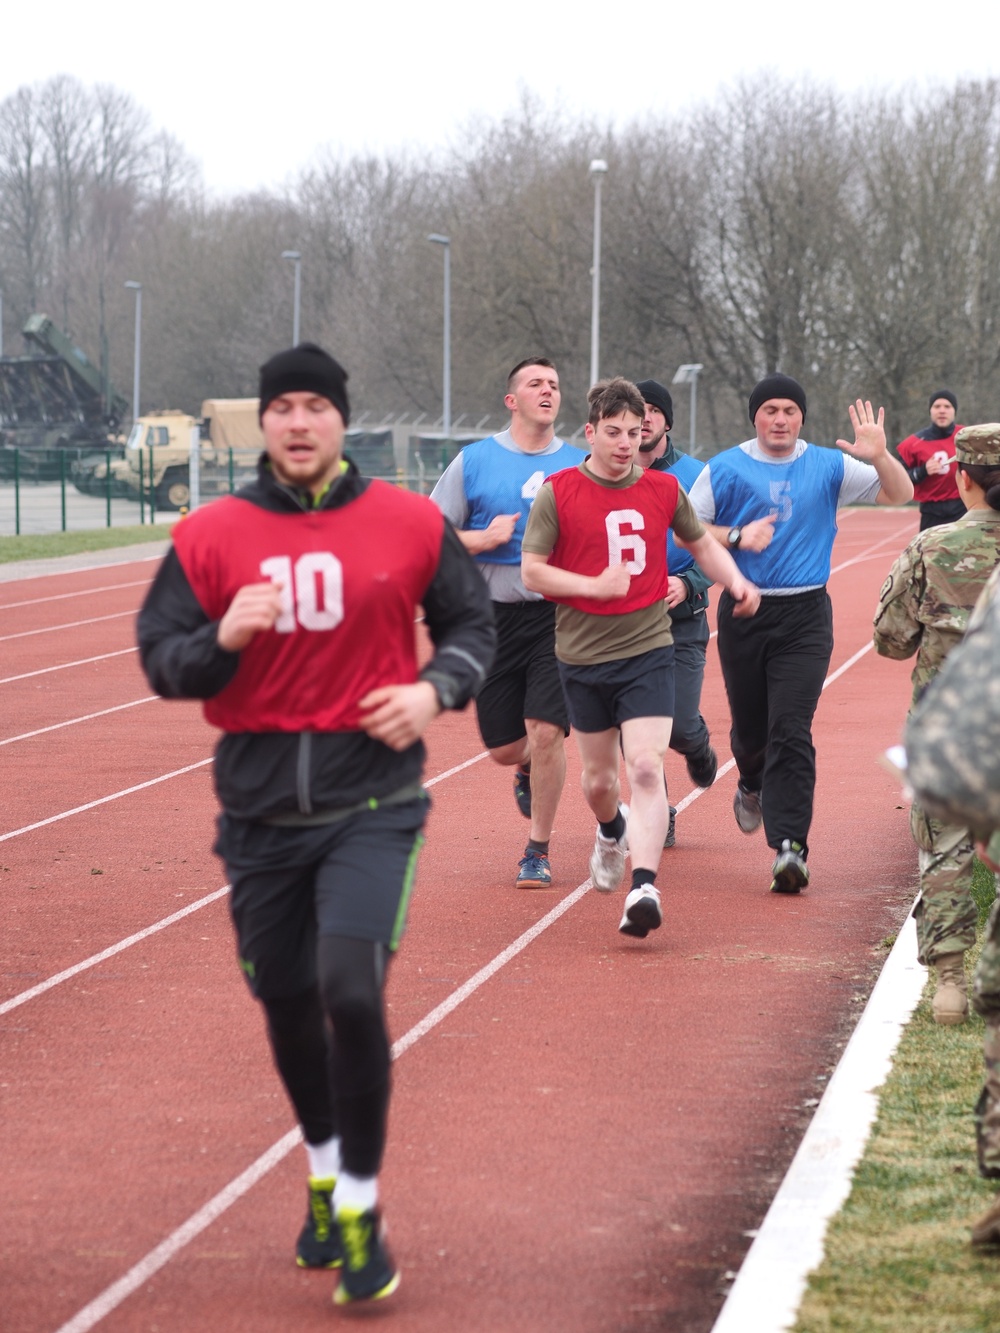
[
  {"x1": 216, "y1": 796, "x2": 428, "y2": 999},
  {"x1": 475, "y1": 599, "x2": 569, "y2": 749},
  {"x1": 558, "y1": 645, "x2": 675, "y2": 734}
]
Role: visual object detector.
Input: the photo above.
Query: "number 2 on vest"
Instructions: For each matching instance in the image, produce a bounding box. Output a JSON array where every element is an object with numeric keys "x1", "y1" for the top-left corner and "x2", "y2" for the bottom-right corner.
[{"x1": 259, "y1": 553, "x2": 345, "y2": 632}]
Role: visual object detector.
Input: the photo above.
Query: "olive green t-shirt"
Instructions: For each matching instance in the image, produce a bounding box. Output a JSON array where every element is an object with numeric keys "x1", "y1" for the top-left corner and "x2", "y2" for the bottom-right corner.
[{"x1": 522, "y1": 461, "x2": 705, "y2": 665}]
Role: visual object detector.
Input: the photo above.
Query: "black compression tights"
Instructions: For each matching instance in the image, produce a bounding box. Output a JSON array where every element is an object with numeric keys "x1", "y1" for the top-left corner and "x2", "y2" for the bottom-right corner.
[{"x1": 261, "y1": 935, "x2": 392, "y2": 1177}]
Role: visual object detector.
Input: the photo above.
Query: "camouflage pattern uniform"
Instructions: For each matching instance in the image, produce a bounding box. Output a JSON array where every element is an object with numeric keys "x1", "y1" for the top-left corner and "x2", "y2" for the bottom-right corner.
[
  {"x1": 967, "y1": 570, "x2": 1000, "y2": 1181},
  {"x1": 873, "y1": 505, "x2": 1000, "y2": 965}
]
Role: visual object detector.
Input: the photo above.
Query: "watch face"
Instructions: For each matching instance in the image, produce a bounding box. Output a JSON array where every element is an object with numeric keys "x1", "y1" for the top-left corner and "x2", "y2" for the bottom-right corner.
[{"x1": 728, "y1": 527, "x2": 741, "y2": 545}]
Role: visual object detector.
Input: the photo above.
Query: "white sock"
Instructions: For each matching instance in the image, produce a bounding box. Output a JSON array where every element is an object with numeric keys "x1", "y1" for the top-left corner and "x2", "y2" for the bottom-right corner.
[
  {"x1": 305, "y1": 1135, "x2": 341, "y2": 1182},
  {"x1": 334, "y1": 1171, "x2": 378, "y2": 1213}
]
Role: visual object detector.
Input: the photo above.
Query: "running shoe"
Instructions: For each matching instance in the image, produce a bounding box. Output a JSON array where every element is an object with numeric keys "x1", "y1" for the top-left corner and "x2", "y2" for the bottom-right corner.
[
  {"x1": 295, "y1": 1176, "x2": 343, "y2": 1269},
  {"x1": 333, "y1": 1206, "x2": 400, "y2": 1305},
  {"x1": 733, "y1": 784, "x2": 763, "y2": 834},
  {"x1": 619, "y1": 884, "x2": 663, "y2": 938},
  {"x1": 589, "y1": 804, "x2": 629, "y2": 893},
  {"x1": 686, "y1": 743, "x2": 718, "y2": 788},
  {"x1": 516, "y1": 850, "x2": 551, "y2": 888},
  {"x1": 770, "y1": 840, "x2": 809, "y2": 894},
  {"x1": 513, "y1": 769, "x2": 531, "y2": 819},
  {"x1": 664, "y1": 805, "x2": 677, "y2": 849}
]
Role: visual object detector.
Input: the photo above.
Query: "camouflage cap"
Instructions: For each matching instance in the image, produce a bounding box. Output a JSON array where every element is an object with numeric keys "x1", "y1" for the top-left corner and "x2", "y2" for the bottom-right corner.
[{"x1": 956, "y1": 423, "x2": 1000, "y2": 467}]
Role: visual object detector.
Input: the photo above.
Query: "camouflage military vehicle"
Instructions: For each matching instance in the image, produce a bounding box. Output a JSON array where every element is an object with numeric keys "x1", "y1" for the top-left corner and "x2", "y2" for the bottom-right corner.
[{"x1": 0, "y1": 314, "x2": 127, "y2": 481}]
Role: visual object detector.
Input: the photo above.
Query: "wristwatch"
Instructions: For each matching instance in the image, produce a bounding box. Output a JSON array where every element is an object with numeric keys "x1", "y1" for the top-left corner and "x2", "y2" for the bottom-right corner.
[{"x1": 727, "y1": 526, "x2": 743, "y2": 549}]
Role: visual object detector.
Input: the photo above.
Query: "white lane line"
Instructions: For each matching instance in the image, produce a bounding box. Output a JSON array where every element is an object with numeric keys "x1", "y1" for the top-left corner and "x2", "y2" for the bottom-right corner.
[
  {"x1": 0, "y1": 696, "x2": 159, "y2": 748},
  {"x1": 0, "y1": 887, "x2": 233, "y2": 1017},
  {"x1": 49, "y1": 880, "x2": 591, "y2": 1333},
  {"x1": 710, "y1": 912, "x2": 926, "y2": 1333},
  {"x1": 0, "y1": 579, "x2": 152, "y2": 611},
  {"x1": 0, "y1": 647, "x2": 138, "y2": 686},
  {"x1": 1, "y1": 750, "x2": 490, "y2": 1012},
  {"x1": 0, "y1": 760, "x2": 213, "y2": 844},
  {"x1": 43, "y1": 634, "x2": 886, "y2": 1332},
  {"x1": 0, "y1": 610, "x2": 134, "y2": 643}
]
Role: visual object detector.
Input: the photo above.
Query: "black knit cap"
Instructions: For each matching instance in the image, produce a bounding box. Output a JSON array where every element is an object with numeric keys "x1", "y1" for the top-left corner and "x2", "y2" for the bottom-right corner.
[
  {"x1": 258, "y1": 343, "x2": 350, "y2": 425},
  {"x1": 929, "y1": 388, "x2": 957, "y2": 412},
  {"x1": 749, "y1": 373, "x2": 806, "y2": 425},
  {"x1": 634, "y1": 379, "x2": 674, "y2": 429}
]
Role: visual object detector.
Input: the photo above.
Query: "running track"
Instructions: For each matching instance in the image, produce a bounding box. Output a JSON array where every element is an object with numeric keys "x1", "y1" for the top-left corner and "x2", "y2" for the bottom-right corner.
[{"x1": 0, "y1": 509, "x2": 920, "y2": 1333}]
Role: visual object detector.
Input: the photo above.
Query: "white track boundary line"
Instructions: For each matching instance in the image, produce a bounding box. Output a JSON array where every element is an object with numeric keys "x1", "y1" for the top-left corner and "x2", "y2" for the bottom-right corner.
[
  {"x1": 1, "y1": 752, "x2": 490, "y2": 1014},
  {"x1": 711, "y1": 912, "x2": 926, "y2": 1333},
  {"x1": 49, "y1": 879, "x2": 591, "y2": 1333},
  {"x1": 0, "y1": 609, "x2": 134, "y2": 642},
  {"x1": 0, "y1": 647, "x2": 138, "y2": 685},
  {"x1": 0, "y1": 760, "x2": 213, "y2": 844},
  {"x1": 0, "y1": 578, "x2": 152, "y2": 611},
  {"x1": 0, "y1": 696, "x2": 158, "y2": 748},
  {"x1": 0, "y1": 887, "x2": 233, "y2": 1017},
  {"x1": 41, "y1": 632, "x2": 884, "y2": 1331}
]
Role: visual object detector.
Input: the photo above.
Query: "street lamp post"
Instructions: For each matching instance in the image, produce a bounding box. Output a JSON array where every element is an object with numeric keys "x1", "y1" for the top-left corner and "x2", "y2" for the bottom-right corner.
[
  {"x1": 281, "y1": 250, "x2": 302, "y2": 345},
  {"x1": 0, "y1": 290, "x2": 4, "y2": 357},
  {"x1": 589, "y1": 159, "x2": 608, "y2": 386},
  {"x1": 672, "y1": 363, "x2": 704, "y2": 455},
  {"x1": 427, "y1": 234, "x2": 451, "y2": 439},
  {"x1": 124, "y1": 281, "x2": 142, "y2": 422}
]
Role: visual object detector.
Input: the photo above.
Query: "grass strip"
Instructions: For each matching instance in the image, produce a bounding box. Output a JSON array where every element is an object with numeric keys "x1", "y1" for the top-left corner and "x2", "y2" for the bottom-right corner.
[
  {"x1": 794, "y1": 859, "x2": 1000, "y2": 1332},
  {"x1": 0, "y1": 526, "x2": 171, "y2": 564}
]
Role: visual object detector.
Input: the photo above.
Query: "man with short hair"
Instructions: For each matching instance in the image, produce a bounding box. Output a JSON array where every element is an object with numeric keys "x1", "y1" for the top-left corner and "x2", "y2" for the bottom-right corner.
[
  {"x1": 431, "y1": 358, "x2": 585, "y2": 889},
  {"x1": 896, "y1": 390, "x2": 965, "y2": 531},
  {"x1": 522, "y1": 377, "x2": 758, "y2": 939},
  {"x1": 137, "y1": 343, "x2": 495, "y2": 1308},
  {"x1": 689, "y1": 373, "x2": 913, "y2": 894},
  {"x1": 634, "y1": 378, "x2": 717, "y2": 848}
]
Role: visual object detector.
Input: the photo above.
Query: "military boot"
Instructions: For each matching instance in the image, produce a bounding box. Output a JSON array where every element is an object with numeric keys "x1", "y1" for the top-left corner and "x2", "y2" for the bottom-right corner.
[{"x1": 932, "y1": 952, "x2": 969, "y2": 1025}]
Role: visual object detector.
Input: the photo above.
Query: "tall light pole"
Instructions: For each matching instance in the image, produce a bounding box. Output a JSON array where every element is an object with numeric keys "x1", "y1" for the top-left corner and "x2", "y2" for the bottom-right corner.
[
  {"x1": 281, "y1": 250, "x2": 302, "y2": 345},
  {"x1": 427, "y1": 234, "x2": 451, "y2": 438},
  {"x1": 672, "y1": 363, "x2": 704, "y2": 455},
  {"x1": 0, "y1": 290, "x2": 4, "y2": 357},
  {"x1": 589, "y1": 158, "x2": 608, "y2": 386},
  {"x1": 124, "y1": 281, "x2": 142, "y2": 421}
]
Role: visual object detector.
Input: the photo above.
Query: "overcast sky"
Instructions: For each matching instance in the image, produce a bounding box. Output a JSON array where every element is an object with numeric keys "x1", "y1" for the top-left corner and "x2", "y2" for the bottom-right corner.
[{"x1": 4, "y1": 0, "x2": 998, "y2": 197}]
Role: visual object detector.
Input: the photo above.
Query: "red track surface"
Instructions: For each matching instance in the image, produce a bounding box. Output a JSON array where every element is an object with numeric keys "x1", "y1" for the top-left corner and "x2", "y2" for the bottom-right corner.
[{"x1": 0, "y1": 508, "x2": 920, "y2": 1333}]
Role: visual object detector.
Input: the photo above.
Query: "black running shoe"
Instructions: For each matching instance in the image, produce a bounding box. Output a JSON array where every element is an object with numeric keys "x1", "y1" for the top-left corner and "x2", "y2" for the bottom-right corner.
[
  {"x1": 296, "y1": 1176, "x2": 343, "y2": 1269},
  {"x1": 664, "y1": 805, "x2": 677, "y2": 849},
  {"x1": 333, "y1": 1206, "x2": 400, "y2": 1304},
  {"x1": 686, "y1": 744, "x2": 718, "y2": 788},
  {"x1": 770, "y1": 840, "x2": 809, "y2": 894},
  {"x1": 513, "y1": 769, "x2": 531, "y2": 819}
]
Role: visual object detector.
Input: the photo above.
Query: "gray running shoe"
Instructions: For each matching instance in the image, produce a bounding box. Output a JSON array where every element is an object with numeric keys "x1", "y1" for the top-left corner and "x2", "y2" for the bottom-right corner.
[
  {"x1": 733, "y1": 784, "x2": 763, "y2": 834},
  {"x1": 664, "y1": 805, "x2": 677, "y2": 849},
  {"x1": 589, "y1": 804, "x2": 629, "y2": 892}
]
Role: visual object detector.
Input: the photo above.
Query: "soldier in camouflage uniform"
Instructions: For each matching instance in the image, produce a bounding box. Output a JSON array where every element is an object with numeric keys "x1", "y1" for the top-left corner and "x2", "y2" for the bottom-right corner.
[
  {"x1": 905, "y1": 546, "x2": 1000, "y2": 1240},
  {"x1": 874, "y1": 424, "x2": 1000, "y2": 1023}
]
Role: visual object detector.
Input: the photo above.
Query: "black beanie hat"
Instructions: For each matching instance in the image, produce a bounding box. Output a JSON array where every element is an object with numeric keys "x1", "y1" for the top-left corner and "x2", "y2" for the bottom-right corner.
[
  {"x1": 634, "y1": 379, "x2": 674, "y2": 429},
  {"x1": 749, "y1": 373, "x2": 807, "y2": 425},
  {"x1": 929, "y1": 388, "x2": 957, "y2": 412},
  {"x1": 258, "y1": 343, "x2": 350, "y2": 425}
]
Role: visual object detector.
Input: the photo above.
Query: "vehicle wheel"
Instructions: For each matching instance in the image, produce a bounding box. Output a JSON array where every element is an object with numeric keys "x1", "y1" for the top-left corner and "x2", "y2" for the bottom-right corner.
[{"x1": 156, "y1": 470, "x2": 191, "y2": 511}]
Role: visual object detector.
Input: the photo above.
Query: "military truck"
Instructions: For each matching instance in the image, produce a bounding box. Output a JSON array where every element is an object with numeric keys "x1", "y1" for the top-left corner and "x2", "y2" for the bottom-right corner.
[
  {"x1": 86, "y1": 399, "x2": 397, "y2": 510},
  {"x1": 77, "y1": 400, "x2": 261, "y2": 510},
  {"x1": 0, "y1": 314, "x2": 127, "y2": 481}
]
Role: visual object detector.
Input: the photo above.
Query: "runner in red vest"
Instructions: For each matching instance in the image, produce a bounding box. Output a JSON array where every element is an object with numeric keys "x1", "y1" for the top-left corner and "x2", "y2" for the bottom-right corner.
[
  {"x1": 522, "y1": 377, "x2": 758, "y2": 939},
  {"x1": 137, "y1": 343, "x2": 495, "y2": 1308},
  {"x1": 896, "y1": 389, "x2": 965, "y2": 530}
]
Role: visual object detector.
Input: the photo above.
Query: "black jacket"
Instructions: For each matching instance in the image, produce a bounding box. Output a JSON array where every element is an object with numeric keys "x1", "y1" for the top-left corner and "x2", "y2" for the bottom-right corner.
[{"x1": 137, "y1": 456, "x2": 496, "y2": 820}]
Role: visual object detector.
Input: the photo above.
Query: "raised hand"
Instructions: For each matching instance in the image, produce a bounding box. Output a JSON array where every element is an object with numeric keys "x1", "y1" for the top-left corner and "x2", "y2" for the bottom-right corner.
[{"x1": 836, "y1": 399, "x2": 887, "y2": 463}]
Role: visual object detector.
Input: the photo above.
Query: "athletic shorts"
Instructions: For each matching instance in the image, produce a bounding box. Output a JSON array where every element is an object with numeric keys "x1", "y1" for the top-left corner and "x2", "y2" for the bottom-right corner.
[
  {"x1": 558, "y1": 645, "x2": 675, "y2": 734},
  {"x1": 475, "y1": 599, "x2": 569, "y2": 749},
  {"x1": 216, "y1": 796, "x2": 428, "y2": 999}
]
